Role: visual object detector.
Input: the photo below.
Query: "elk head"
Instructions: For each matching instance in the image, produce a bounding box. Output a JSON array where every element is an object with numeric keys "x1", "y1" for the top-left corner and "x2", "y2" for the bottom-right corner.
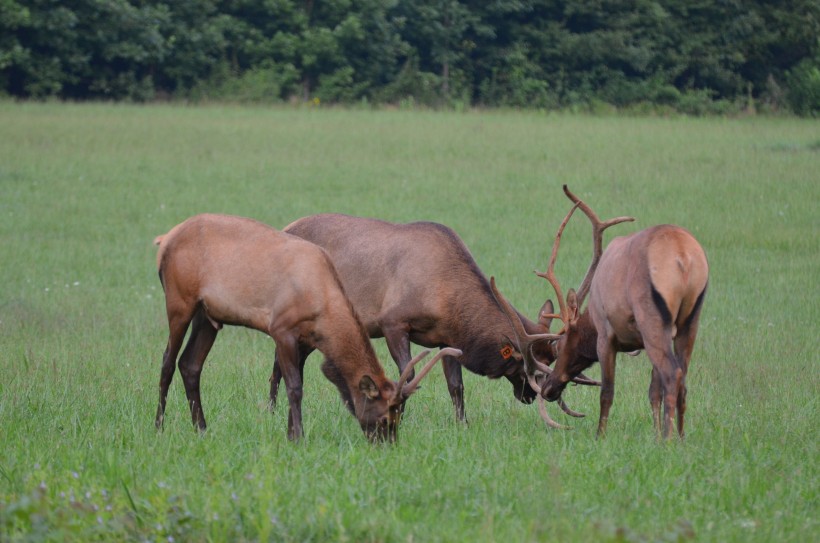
[
  {"x1": 492, "y1": 185, "x2": 633, "y2": 427},
  {"x1": 357, "y1": 347, "x2": 462, "y2": 442}
]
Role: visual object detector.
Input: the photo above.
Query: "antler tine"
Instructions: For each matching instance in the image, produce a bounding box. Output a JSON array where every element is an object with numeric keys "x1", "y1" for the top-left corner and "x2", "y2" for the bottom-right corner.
[
  {"x1": 538, "y1": 396, "x2": 572, "y2": 430},
  {"x1": 558, "y1": 399, "x2": 585, "y2": 418},
  {"x1": 534, "y1": 200, "x2": 581, "y2": 327},
  {"x1": 490, "y1": 277, "x2": 562, "y2": 378},
  {"x1": 570, "y1": 372, "x2": 602, "y2": 386},
  {"x1": 396, "y1": 349, "x2": 430, "y2": 390},
  {"x1": 401, "y1": 347, "x2": 463, "y2": 396},
  {"x1": 562, "y1": 185, "x2": 635, "y2": 306},
  {"x1": 527, "y1": 374, "x2": 585, "y2": 427}
]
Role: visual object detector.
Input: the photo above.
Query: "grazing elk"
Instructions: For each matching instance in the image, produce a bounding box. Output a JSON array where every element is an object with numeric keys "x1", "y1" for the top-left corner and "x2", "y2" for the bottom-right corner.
[
  {"x1": 270, "y1": 213, "x2": 598, "y2": 428},
  {"x1": 495, "y1": 186, "x2": 708, "y2": 438},
  {"x1": 153, "y1": 213, "x2": 457, "y2": 442}
]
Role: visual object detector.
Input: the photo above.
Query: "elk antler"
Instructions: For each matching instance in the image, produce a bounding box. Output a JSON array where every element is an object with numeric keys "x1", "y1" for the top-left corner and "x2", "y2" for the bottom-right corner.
[
  {"x1": 397, "y1": 349, "x2": 431, "y2": 390},
  {"x1": 534, "y1": 201, "x2": 581, "y2": 329},
  {"x1": 525, "y1": 374, "x2": 572, "y2": 429},
  {"x1": 490, "y1": 277, "x2": 561, "y2": 378},
  {"x1": 562, "y1": 185, "x2": 635, "y2": 307},
  {"x1": 490, "y1": 277, "x2": 587, "y2": 429},
  {"x1": 397, "y1": 347, "x2": 463, "y2": 398}
]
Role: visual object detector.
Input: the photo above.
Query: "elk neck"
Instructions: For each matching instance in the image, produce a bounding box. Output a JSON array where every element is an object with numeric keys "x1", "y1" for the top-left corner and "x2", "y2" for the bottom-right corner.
[
  {"x1": 312, "y1": 293, "x2": 386, "y2": 385},
  {"x1": 454, "y1": 298, "x2": 545, "y2": 379},
  {"x1": 572, "y1": 309, "x2": 600, "y2": 363}
]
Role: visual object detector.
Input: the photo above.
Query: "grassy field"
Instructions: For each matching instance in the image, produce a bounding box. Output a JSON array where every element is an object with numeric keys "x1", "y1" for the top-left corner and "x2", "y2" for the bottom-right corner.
[{"x1": 0, "y1": 102, "x2": 817, "y2": 542}]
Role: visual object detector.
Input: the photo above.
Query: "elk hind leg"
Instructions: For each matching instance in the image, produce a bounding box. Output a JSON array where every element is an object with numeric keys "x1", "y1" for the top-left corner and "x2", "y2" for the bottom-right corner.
[
  {"x1": 648, "y1": 367, "x2": 662, "y2": 436},
  {"x1": 673, "y1": 320, "x2": 700, "y2": 438},
  {"x1": 178, "y1": 310, "x2": 219, "y2": 431},
  {"x1": 643, "y1": 341, "x2": 681, "y2": 439},
  {"x1": 156, "y1": 304, "x2": 195, "y2": 429}
]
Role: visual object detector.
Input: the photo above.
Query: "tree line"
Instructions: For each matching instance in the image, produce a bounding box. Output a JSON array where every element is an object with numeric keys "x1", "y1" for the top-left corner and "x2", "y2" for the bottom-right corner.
[{"x1": 2, "y1": 0, "x2": 818, "y2": 115}]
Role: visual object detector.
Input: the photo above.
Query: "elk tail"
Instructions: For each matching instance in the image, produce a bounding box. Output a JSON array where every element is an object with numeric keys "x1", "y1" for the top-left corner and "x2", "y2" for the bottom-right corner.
[
  {"x1": 680, "y1": 282, "x2": 708, "y2": 333},
  {"x1": 649, "y1": 281, "x2": 673, "y2": 326}
]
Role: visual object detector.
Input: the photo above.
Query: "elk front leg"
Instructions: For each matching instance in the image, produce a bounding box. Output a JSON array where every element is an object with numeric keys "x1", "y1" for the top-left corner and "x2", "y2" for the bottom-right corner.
[
  {"x1": 271, "y1": 345, "x2": 313, "y2": 413},
  {"x1": 273, "y1": 333, "x2": 305, "y2": 441},
  {"x1": 442, "y1": 356, "x2": 467, "y2": 422},
  {"x1": 382, "y1": 322, "x2": 413, "y2": 379},
  {"x1": 178, "y1": 311, "x2": 219, "y2": 432},
  {"x1": 382, "y1": 322, "x2": 414, "y2": 415},
  {"x1": 269, "y1": 355, "x2": 283, "y2": 412},
  {"x1": 596, "y1": 339, "x2": 618, "y2": 438}
]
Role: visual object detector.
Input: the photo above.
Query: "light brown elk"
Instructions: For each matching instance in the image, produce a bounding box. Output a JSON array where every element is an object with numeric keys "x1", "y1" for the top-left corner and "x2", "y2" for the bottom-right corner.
[
  {"x1": 270, "y1": 214, "x2": 598, "y2": 429},
  {"x1": 153, "y1": 213, "x2": 458, "y2": 442},
  {"x1": 495, "y1": 186, "x2": 708, "y2": 438}
]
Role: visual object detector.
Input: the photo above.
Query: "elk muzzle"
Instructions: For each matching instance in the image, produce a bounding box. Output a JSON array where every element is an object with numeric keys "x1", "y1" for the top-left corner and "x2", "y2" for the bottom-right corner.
[
  {"x1": 508, "y1": 371, "x2": 539, "y2": 404},
  {"x1": 541, "y1": 376, "x2": 569, "y2": 403},
  {"x1": 362, "y1": 418, "x2": 399, "y2": 443}
]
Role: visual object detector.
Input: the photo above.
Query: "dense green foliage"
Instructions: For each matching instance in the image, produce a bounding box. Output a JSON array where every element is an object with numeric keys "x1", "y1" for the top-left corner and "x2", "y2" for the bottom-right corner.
[
  {"x1": 0, "y1": 103, "x2": 817, "y2": 541},
  {"x1": 1, "y1": 1, "x2": 819, "y2": 114}
]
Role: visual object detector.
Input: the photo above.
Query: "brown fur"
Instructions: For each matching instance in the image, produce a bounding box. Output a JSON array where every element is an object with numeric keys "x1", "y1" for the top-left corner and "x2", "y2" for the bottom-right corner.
[
  {"x1": 543, "y1": 224, "x2": 709, "y2": 438},
  {"x1": 270, "y1": 213, "x2": 557, "y2": 422},
  {"x1": 153, "y1": 213, "x2": 412, "y2": 442}
]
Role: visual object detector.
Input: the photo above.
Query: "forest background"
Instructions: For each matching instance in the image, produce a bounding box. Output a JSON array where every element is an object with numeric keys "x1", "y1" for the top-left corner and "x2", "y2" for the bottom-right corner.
[{"x1": 2, "y1": 0, "x2": 819, "y2": 115}]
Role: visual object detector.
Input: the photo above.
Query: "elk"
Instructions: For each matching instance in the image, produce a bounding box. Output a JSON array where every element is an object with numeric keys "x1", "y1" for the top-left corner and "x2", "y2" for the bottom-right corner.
[
  {"x1": 153, "y1": 213, "x2": 458, "y2": 442},
  {"x1": 495, "y1": 186, "x2": 708, "y2": 438},
  {"x1": 269, "y1": 213, "x2": 598, "y2": 428}
]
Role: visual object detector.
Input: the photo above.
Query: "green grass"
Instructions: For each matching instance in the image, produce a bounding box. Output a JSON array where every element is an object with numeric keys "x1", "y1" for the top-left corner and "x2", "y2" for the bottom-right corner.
[{"x1": 0, "y1": 102, "x2": 817, "y2": 542}]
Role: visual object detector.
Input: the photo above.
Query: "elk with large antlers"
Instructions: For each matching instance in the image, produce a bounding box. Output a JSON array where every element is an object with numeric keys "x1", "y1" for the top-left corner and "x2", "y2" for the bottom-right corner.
[
  {"x1": 494, "y1": 186, "x2": 708, "y2": 438},
  {"x1": 269, "y1": 214, "x2": 598, "y2": 430},
  {"x1": 153, "y1": 213, "x2": 458, "y2": 442}
]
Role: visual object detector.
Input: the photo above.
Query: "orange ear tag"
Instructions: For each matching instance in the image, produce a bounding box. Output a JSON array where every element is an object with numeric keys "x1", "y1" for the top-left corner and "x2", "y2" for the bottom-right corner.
[{"x1": 500, "y1": 345, "x2": 514, "y2": 360}]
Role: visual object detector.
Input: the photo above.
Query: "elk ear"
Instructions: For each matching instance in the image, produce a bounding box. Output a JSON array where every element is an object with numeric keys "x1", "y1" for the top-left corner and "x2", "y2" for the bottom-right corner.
[
  {"x1": 538, "y1": 299, "x2": 555, "y2": 331},
  {"x1": 566, "y1": 289, "x2": 579, "y2": 322},
  {"x1": 358, "y1": 375, "x2": 381, "y2": 400}
]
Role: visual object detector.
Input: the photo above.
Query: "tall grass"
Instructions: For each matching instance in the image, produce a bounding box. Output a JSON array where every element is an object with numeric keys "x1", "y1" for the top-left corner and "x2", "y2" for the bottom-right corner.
[{"x1": 0, "y1": 103, "x2": 817, "y2": 542}]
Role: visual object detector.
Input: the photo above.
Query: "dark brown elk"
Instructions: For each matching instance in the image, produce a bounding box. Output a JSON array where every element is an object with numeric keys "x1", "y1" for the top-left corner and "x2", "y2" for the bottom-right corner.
[
  {"x1": 496, "y1": 186, "x2": 708, "y2": 438},
  {"x1": 270, "y1": 213, "x2": 598, "y2": 428},
  {"x1": 153, "y1": 213, "x2": 458, "y2": 442}
]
